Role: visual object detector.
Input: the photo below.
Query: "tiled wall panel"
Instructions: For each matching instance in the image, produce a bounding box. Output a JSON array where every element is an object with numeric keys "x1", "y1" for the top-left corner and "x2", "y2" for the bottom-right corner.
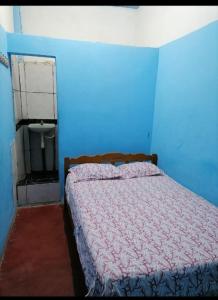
[
  {"x1": 26, "y1": 92, "x2": 55, "y2": 119},
  {"x1": 11, "y1": 57, "x2": 57, "y2": 120},
  {"x1": 24, "y1": 62, "x2": 53, "y2": 93}
]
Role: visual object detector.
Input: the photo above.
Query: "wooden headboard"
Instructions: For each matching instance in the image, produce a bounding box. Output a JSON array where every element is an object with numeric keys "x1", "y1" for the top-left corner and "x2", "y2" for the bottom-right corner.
[{"x1": 64, "y1": 153, "x2": 158, "y2": 180}]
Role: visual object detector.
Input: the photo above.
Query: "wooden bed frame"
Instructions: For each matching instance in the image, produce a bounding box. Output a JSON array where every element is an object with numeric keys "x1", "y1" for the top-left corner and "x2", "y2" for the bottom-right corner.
[{"x1": 63, "y1": 153, "x2": 158, "y2": 296}]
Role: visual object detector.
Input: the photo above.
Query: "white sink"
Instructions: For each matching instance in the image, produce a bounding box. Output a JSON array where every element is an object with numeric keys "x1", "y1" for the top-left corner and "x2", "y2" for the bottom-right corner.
[
  {"x1": 28, "y1": 123, "x2": 55, "y2": 148},
  {"x1": 28, "y1": 123, "x2": 55, "y2": 133}
]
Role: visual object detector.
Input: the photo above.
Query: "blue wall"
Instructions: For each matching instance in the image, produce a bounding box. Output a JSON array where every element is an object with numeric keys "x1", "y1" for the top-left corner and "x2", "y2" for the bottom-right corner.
[
  {"x1": 7, "y1": 33, "x2": 159, "y2": 195},
  {"x1": 151, "y1": 21, "x2": 218, "y2": 206},
  {"x1": 0, "y1": 26, "x2": 16, "y2": 257},
  {"x1": 1, "y1": 20, "x2": 218, "y2": 256}
]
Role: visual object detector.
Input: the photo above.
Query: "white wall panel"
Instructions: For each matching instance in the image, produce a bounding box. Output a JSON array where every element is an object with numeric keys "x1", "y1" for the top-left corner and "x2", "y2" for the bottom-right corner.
[
  {"x1": 18, "y1": 182, "x2": 60, "y2": 205},
  {"x1": 17, "y1": 185, "x2": 27, "y2": 206},
  {"x1": 0, "y1": 6, "x2": 14, "y2": 32},
  {"x1": 26, "y1": 92, "x2": 55, "y2": 119},
  {"x1": 12, "y1": 56, "x2": 57, "y2": 120},
  {"x1": 54, "y1": 94, "x2": 57, "y2": 119},
  {"x1": 18, "y1": 61, "x2": 26, "y2": 92},
  {"x1": 26, "y1": 182, "x2": 60, "y2": 204},
  {"x1": 53, "y1": 64, "x2": 56, "y2": 94},
  {"x1": 136, "y1": 5, "x2": 218, "y2": 47},
  {"x1": 20, "y1": 91, "x2": 28, "y2": 119},
  {"x1": 13, "y1": 91, "x2": 22, "y2": 123},
  {"x1": 23, "y1": 56, "x2": 55, "y2": 62},
  {"x1": 11, "y1": 56, "x2": 20, "y2": 91},
  {"x1": 20, "y1": 6, "x2": 138, "y2": 46},
  {"x1": 20, "y1": 5, "x2": 218, "y2": 47},
  {"x1": 24, "y1": 62, "x2": 53, "y2": 93}
]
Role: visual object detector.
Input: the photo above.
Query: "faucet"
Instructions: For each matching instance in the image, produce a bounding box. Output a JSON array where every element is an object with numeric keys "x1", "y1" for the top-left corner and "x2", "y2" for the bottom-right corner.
[{"x1": 40, "y1": 120, "x2": 44, "y2": 125}]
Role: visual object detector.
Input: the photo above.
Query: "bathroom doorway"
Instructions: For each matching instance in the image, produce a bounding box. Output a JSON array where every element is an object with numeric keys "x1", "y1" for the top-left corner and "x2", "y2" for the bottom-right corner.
[{"x1": 10, "y1": 54, "x2": 60, "y2": 206}]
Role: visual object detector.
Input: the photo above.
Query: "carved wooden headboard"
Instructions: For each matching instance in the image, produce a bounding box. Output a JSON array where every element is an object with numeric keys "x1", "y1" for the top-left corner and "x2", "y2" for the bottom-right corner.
[{"x1": 64, "y1": 153, "x2": 158, "y2": 180}]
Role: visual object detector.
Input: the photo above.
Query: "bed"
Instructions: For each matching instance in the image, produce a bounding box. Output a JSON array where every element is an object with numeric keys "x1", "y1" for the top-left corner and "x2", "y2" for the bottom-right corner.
[{"x1": 64, "y1": 153, "x2": 218, "y2": 296}]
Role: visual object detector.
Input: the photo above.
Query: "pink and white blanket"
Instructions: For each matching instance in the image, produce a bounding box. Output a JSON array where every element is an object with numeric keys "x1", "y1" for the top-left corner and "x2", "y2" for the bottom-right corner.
[{"x1": 65, "y1": 173, "x2": 218, "y2": 296}]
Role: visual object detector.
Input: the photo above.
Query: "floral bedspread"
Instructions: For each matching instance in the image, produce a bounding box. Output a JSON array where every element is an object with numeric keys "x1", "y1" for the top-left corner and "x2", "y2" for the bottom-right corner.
[{"x1": 65, "y1": 173, "x2": 218, "y2": 296}]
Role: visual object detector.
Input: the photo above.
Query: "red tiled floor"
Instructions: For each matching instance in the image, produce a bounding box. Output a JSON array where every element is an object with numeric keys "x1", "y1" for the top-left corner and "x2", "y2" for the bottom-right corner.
[{"x1": 0, "y1": 204, "x2": 75, "y2": 296}]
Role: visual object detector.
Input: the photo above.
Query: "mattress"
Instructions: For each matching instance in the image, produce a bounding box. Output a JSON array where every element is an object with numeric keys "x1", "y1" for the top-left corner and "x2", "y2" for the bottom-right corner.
[{"x1": 65, "y1": 173, "x2": 218, "y2": 296}]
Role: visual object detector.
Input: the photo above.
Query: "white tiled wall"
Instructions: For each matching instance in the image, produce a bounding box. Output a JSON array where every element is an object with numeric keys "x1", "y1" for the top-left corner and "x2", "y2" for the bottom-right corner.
[
  {"x1": 53, "y1": 64, "x2": 56, "y2": 93},
  {"x1": 25, "y1": 62, "x2": 54, "y2": 93},
  {"x1": 20, "y1": 91, "x2": 28, "y2": 119},
  {"x1": 13, "y1": 91, "x2": 22, "y2": 124},
  {"x1": 11, "y1": 56, "x2": 20, "y2": 90},
  {"x1": 11, "y1": 55, "x2": 58, "y2": 178},
  {"x1": 17, "y1": 182, "x2": 60, "y2": 206},
  {"x1": 18, "y1": 60, "x2": 26, "y2": 93},
  {"x1": 26, "y1": 93, "x2": 55, "y2": 119},
  {"x1": 11, "y1": 56, "x2": 57, "y2": 121},
  {"x1": 54, "y1": 94, "x2": 58, "y2": 119},
  {"x1": 26, "y1": 182, "x2": 60, "y2": 204}
]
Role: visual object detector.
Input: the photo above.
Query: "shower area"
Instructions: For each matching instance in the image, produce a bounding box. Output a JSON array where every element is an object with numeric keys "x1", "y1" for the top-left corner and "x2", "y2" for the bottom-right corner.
[{"x1": 11, "y1": 55, "x2": 60, "y2": 206}]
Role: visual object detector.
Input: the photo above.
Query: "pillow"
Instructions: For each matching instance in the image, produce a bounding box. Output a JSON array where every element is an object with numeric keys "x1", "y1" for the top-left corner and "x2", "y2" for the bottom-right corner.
[
  {"x1": 68, "y1": 163, "x2": 122, "y2": 183},
  {"x1": 118, "y1": 161, "x2": 162, "y2": 179}
]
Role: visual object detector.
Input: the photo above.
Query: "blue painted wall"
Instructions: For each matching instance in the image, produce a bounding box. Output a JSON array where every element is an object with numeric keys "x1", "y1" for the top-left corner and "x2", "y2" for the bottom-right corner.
[
  {"x1": 7, "y1": 33, "x2": 159, "y2": 195},
  {"x1": 0, "y1": 26, "x2": 16, "y2": 257},
  {"x1": 151, "y1": 21, "x2": 218, "y2": 206},
  {"x1": 1, "y1": 20, "x2": 218, "y2": 256}
]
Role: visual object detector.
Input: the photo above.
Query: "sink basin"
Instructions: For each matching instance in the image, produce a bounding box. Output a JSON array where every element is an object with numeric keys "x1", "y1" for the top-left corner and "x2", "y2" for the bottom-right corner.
[
  {"x1": 28, "y1": 123, "x2": 55, "y2": 133},
  {"x1": 28, "y1": 123, "x2": 55, "y2": 148}
]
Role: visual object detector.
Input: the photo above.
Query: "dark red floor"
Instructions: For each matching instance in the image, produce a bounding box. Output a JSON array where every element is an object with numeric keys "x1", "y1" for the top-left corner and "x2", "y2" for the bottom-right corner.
[{"x1": 0, "y1": 204, "x2": 75, "y2": 296}]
